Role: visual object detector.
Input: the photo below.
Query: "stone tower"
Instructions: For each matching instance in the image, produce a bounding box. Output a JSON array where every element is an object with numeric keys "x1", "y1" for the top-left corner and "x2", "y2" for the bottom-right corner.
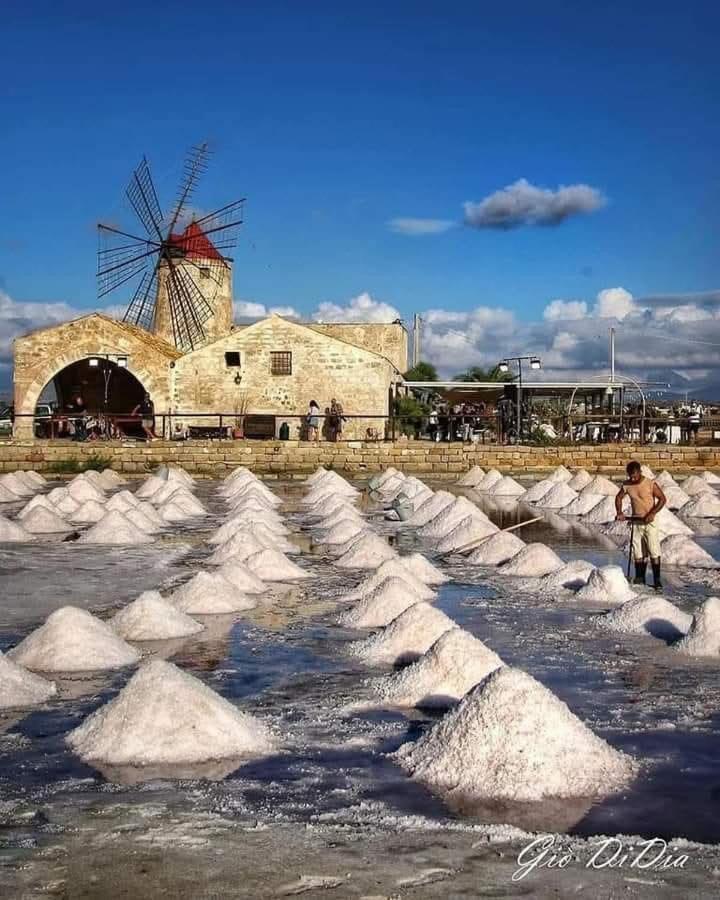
[{"x1": 152, "y1": 221, "x2": 233, "y2": 350}]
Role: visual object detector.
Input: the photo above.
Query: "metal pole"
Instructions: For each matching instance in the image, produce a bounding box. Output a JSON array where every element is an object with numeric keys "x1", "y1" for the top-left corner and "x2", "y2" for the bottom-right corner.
[
  {"x1": 610, "y1": 327, "x2": 615, "y2": 382},
  {"x1": 516, "y1": 358, "x2": 523, "y2": 442}
]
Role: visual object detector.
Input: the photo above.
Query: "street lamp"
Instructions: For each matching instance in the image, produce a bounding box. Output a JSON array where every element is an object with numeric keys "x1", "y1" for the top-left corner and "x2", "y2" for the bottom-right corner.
[{"x1": 498, "y1": 355, "x2": 543, "y2": 442}]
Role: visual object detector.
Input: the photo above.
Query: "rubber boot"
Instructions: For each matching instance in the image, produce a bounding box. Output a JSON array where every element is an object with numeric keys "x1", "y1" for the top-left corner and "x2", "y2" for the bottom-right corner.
[
  {"x1": 651, "y1": 560, "x2": 662, "y2": 592},
  {"x1": 633, "y1": 561, "x2": 647, "y2": 586}
]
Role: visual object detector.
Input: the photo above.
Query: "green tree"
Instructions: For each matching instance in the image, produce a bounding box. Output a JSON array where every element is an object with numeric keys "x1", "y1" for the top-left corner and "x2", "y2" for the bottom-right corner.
[
  {"x1": 403, "y1": 360, "x2": 438, "y2": 382},
  {"x1": 452, "y1": 365, "x2": 512, "y2": 383},
  {"x1": 394, "y1": 394, "x2": 429, "y2": 437}
]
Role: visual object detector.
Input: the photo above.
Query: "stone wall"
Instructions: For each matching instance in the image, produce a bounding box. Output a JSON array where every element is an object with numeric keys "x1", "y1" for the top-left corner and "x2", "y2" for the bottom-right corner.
[
  {"x1": 2, "y1": 439, "x2": 718, "y2": 477},
  {"x1": 308, "y1": 322, "x2": 408, "y2": 373}
]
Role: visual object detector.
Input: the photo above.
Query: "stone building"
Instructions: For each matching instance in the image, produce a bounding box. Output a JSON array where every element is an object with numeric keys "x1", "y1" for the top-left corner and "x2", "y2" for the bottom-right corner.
[{"x1": 12, "y1": 238, "x2": 407, "y2": 439}]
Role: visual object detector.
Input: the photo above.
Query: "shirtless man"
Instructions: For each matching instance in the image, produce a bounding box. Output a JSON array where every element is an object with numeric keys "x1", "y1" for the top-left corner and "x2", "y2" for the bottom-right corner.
[{"x1": 615, "y1": 460, "x2": 666, "y2": 590}]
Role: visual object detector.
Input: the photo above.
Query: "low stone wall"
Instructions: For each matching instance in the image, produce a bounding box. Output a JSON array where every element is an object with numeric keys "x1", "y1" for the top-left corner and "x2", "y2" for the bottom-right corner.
[{"x1": 1, "y1": 439, "x2": 719, "y2": 477}]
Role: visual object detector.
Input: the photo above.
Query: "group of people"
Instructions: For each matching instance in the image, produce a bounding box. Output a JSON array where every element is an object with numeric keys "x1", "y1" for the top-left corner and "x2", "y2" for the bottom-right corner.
[
  {"x1": 51, "y1": 393, "x2": 157, "y2": 442},
  {"x1": 427, "y1": 401, "x2": 491, "y2": 442},
  {"x1": 304, "y1": 398, "x2": 345, "y2": 442}
]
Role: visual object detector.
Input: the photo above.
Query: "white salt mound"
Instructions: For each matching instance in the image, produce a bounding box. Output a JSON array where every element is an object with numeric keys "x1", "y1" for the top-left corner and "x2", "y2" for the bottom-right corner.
[
  {"x1": 66, "y1": 659, "x2": 274, "y2": 765},
  {"x1": 21, "y1": 470, "x2": 47, "y2": 487},
  {"x1": 467, "y1": 531, "x2": 526, "y2": 566},
  {"x1": 655, "y1": 470, "x2": 679, "y2": 489},
  {"x1": 536, "y1": 482, "x2": 578, "y2": 509},
  {"x1": 21, "y1": 506, "x2": 72, "y2": 534},
  {"x1": 0, "y1": 473, "x2": 34, "y2": 496},
  {"x1": 498, "y1": 543, "x2": 564, "y2": 577},
  {"x1": 70, "y1": 500, "x2": 107, "y2": 524},
  {"x1": 681, "y1": 475, "x2": 714, "y2": 497},
  {"x1": 581, "y1": 476, "x2": 618, "y2": 497},
  {"x1": 135, "y1": 474, "x2": 166, "y2": 499},
  {"x1": 418, "y1": 496, "x2": 487, "y2": 540},
  {"x1": 523, "y1": 479, "x2": 555, "y2": 503},
  {"x1": 375, "y1": 628, "x2": 503, "y2": 709},
  {"x1": 567, "y1": 469, "x2": 593, "y2": 491},
  {"x1": 78, "y1": 510, "x2": 153, "y2": 545},
  {"x1": 405, "y1": 491, "x2": 456, "y2": 527},
  {"x1": 575, "y1": 566, "x2": 635, "y2": 605},
  {"x1": 474, "y1": 469, "x2": 503, "y2": 492},
  {"x1": 655, "y1": 507, "x2": 693, "y2": 537},
  {"x1": 662, "y1": 485, "x2": 692, "y2": 510},
  {"x1": 701, "y1": 471, "x2": 720, "y2": 485},
  {"x1": 562, "y1": 492, "x2": 604, "y2": 516},
  {"x1": 97, "y1": 469, "x2": 125, "y2": 489},
  {"x1": 661, "y1": 534, "x2": 719, "y2": 569},
  {"x1": 457, "y1": 466, "x2": 485, "y2": 487},
  {"x1": 339, "y1": 577, "x2": 431, "y2": 629},
  {"x1": 8, "y1": 607, "x2": 140, "y2": 672},
  {"x1": 0, "y1": 483, "x2": 22, "y2": 503},
  {"x1": 344, "y1": 560, "x2": 435, "y2": 602},
  {"x1": 111, "y1": 591, "x2": 204, "y2": 640},
  {"x1": 542, "y1": 560, "x2": 595, "y2": 592},
  {"x1": 599, "y1": 596, "x2": 692, "y2": 641},
  {"x1": 215, "y1": 560, "x2": 268, "y2": 594},
  {"x1": 582, "y1": 495, "x2": 625, "y2": 525},
  {"x1": 67, "y1": 478, "x2": 105, "y2": 503},
  {"x1": 316, "y1": 519, "x2": 366, "y2": 546},
  {"x1": 435, "y1": 516, "x2": 498, "y2": 553},
  {"x1": 171, "y1": 572, "x2": 257, "y2": 614},
  {"x1": 350, "y1": 602, "x2": 456, "y2": 666},
  {"x1": 335, "y1": 533, "x2": 397, "y2": 569},
  {"x1": 123, "y1": 507, "x2": 160, "y2": 534},
  {"x1": 207, "y1": 532, "x2": 269, "y2": 565},
  {"x1": 244, "y1": 549, "x2": 311, "y2": 581},
  {"x1": 674, "y1": 597, "x2": 720, "y2": 658},
  {"x1": 110, "y1": 490, "x2": 141, "y2": 509},
  {"x1": 0, "y1": 651, "x2": 57, "y2": 709},
  {"x1": 396, "y1": 666, "x2": 634, "y2": 802},
  {"x1": 18, "y1": 494, "x2": 55, "y2": 518},
  {"x1": 0, "y1": 514, "x2": 33, "y2": 542},
  {"x1": 640, "y1": 465, "x2": 655, "y2": 479},
  {"x1": 402, "y1": 552, "x2": 449, "y2": 585},
  {"x1": 105, "y1": 493, "x2": 135, "y2": 513},
  {"x1": 548, "y1": 465, "x2": 573, "y2": 483},
  {"x1": 488, "y1": 475, "x2": 526, "y2": 497},
  {"x1": 682, "y1": 493, "x2": 720, "y2": 518}
]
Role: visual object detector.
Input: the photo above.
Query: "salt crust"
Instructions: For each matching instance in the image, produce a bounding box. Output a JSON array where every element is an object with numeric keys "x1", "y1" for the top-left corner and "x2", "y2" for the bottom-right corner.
[
  {"x1": 417, "y1": 496, "x2": 488, "y2": 540},
  {"x1": 111, "y1": 591, "x2": 204, "y2": 640},
  {"x1": 680, "y1": 475, "x2": 715, "y2": 497},
  {"x1": 682, "y1": 493, "x2": 720, "y2": 518},
  {"x1": 536, "y1": 482, "x2": 578, "y2": 509},
  {"x1": 70, "y1": 500, "x2": 107, "y2": 524},
  {"x1": 488, "y1": 476, "x2": 526, "y2": 497},
  {"x1": 467, "y1": 531, "x2": 526, "y2": 566},
  {"x1": 21, "y1": 506, "x2": 72, "y2": 534},
  {"x1": 474, "y1": 469, "x2": 504, "y2": 492},
  {"x1": 18, "y1": 495, "x2": 55, "y2": 518},
  {"x1": 243, "y1": 549, "x2": 311, "y2": 581},
  {"x1": 0, "y1": 514, "x2": 33, "y2": 542},
  {"x1": 498, "y1": 543, "x2": 564, "y2": 577},
  {"x1": 207, "y1": 532, "x2": 268, "y2": 565},
  {"x1": 334, "y1": 533, "x2": 397, "y2": 569},
  {"x1": 375, "y1": 627, "x2": 503, "y2": 708},
  {"x1": 674, "y1": 597, "x2": 720, "y2": 657},
  {"x1": 434, "y1": 516, "x2": 498, "y2": 553},
  {"x1": 580, "y1": 475, "x2": 618, "y2": 496},
  {"x1": 0, "y1": 651, "x2": 57, "y2": 709},
  {"x1": 575, "y1": 566, "x2": 635, "y2": 605},
  {"x1": 78, "y1": 510, "x2": 154, "y2": 545},
  {"x1": 214, "y1": 560, "x2": 268, "y2": 594},
  {"x1": 8, "y1": 607, "x2": 140, "y2": 672},
  {"x1": 522, "y1": 480, "x2": 555, "y2": 503},
  {"x1": 662, "y1": 485, "x2": 692, "y2": 510},
  {"x1": 66, "y1": 659, "x2": 274, "y2": 765},
  {"x1": 457, "y1": 466, "x2": 485, "y2": 487},
  {"x1": 541, "y1": 560, "x2": 595, "y2": 592},
  {"x1": 396, "y1": 666, "x2": 634, "y2": 802},
  {"x1": 599, "y1": 596, "x2": 693, "y2": 641},
  {"x1": 547, "y1": 465, "x2": 573, "y2": 483},
  {"x1": 338, "y1": 576, "x2": 430, "y2": 628},
  {"x1": 343, "y1": 560, "x2": 436, "y2": 602},
  {"x1": 349, "y1": 602, "x2": 456, "y2": 665},
  {"x1": 401, "y1": 552, "x2": 449, "y2": 585},
  {"x1": 561, "y1": 492, "x2": 604, "y2": 516},
  {"x1": 567, "y1": 469, "x2": 593, "y2": 491},
  {"x1": 404, "y1": 491, "x2": 455, "y2": 527},
  {"x1": 171, "y1": 571, "x2": 257, "y2": 614},
  {"x1": 661, "y1": 534, "x2": 719, "y2": 569}
]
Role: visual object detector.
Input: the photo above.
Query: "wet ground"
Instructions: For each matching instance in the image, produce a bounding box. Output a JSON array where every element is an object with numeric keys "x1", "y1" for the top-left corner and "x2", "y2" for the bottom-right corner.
[{"x1": 1, "y1": 477, "x2": 720, "y2": 898}]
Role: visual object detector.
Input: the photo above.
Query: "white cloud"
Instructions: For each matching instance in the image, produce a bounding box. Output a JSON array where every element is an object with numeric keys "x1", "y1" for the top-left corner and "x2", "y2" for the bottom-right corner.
[
  {"x1": 464, "y1": 178, "x2": 605, "y2": 230},
  {"x1": 594, "y1": 287, "x2": 636, "y2": 320},
  {"x1": 233, "y1": 300, "x2": 300, "y2": 321},
  {"x1": 543, "y1": 299, "x2": 588, "y2": 321},
  {"x1": 387, "y1": 217, "x2": 456, "y2": 236},
  {"x1": 312, "y1": 291, "x2": 401, "y2": 323}
]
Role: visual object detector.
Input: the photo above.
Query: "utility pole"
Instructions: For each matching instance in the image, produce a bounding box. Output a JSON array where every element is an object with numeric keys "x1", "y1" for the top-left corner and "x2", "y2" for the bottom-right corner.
[{"x1": 412, "y1": 313, "x2": 422, "y2": 367}]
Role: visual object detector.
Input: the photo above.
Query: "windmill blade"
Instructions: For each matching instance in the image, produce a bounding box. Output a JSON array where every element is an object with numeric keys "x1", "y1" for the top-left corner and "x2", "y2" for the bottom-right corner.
[
  {"x1": 97, "y1": 225, "x2": 159, "y2": 298},
  {"x1": 190, "y1": 199, "x2": 245, "y2": 256},
  {"x1": 166, "y1": 142, "x2": 211, "y2": 236},
  {"x1": 126, "y1": 156, "x2": 165, "y2": 241},
  {"x1": 166, "y1": 256, "x2": 214, "y2": 350},
  {"x1": 123, "y1": 267, "x2": 159, "y2": 330}
]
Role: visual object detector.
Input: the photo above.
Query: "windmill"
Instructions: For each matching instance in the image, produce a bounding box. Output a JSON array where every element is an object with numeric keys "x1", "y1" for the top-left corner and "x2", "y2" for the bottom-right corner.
[{"x1": 97, "y1": 142, "x2": 244, "y2": 351}]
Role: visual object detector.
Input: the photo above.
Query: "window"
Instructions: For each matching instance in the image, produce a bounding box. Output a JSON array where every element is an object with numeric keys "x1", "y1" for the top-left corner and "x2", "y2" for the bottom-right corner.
[
  {"x1": 199, "y1": 267, "x2": 210, "y2": 279},
  {"x1": 270, "y1": 351, "x2": 292, "y2": 375},
  {"x1": 224, "y1": 351, "x2": 241, "y2": 367}
]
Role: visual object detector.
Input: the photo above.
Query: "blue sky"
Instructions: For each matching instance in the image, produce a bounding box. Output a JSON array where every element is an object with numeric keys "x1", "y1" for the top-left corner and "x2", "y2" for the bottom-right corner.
[{"x1": 1, "y1": 0, "x2": 719, "y2": 390}]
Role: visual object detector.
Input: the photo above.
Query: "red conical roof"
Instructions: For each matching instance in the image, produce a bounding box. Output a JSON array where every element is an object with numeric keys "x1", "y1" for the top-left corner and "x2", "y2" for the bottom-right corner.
[{"x1": 168, "y1": 221, "x2": 223, "y2": 260}]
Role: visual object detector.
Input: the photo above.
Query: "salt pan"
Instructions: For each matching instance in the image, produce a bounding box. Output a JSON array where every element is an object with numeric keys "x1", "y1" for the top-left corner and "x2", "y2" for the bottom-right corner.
[
  {"x1": 66, "y1": 659, "x2": 274, "y2": 766},
  {"x1": 124, "y1": 506, "x2": 161, "y2": 534},
  {"x1": 522, "y1": 480, "x2": 555, "y2": 503},
  {"x1": 582, "y1": 495, "x2": 625, "y2": 525},
  {"x1": 375, "y1": 628, "x2": 503, "y2": 709},
  {"x1": 434, "y1": 516, "x2": 498, "y2": 553},
  {"x1": 111, "y1": 591, "x2": 204, "y2": 640},
  {"x1": 456, "y1": 466, "x2": 485, "y2": 487},
  {"x1": 682, "y1": 493, "x2": 720, "y2": 518},
  {"x1": 334, "y1": 533, "x2": 397, "y2": 569},
  {"x1": 654, "y1": 507, "x2": 693, "y2": 537},
  {"x1": 395, "y1": 666, "x2": 634, "y2": 802},
  {"x1": 567, "y1": 469, "x2": 593, "y2": 491},
  {"x1": 575, "y1": 566, "x2": 635, "y2": 605},
  {"x1": 467, "y1": 531, "x2": 526, "y2": 566},
  {"x1": 536, "y1": 482, "x2": 578, "y2": 509},
  {"x1": 8, "y1": 607, "x2": 140, "y2": 672},
  {"x1": 97, "y1": 469, "x2": 124, "y2": 489},
  {"x1": 21, "y1": 470, "x2": 47, "y2": 487},
  {"x1": 209, "y1": 516, "x2": 288, "y2": 545},
  {"x1": 78, "y1": 510, "x2": 153, "y2": 545},
  {"x1": 680, "y1": 475, "x2": 714, "y2": 497},
  {"x1": 0, "y1": 651, "x2": 57, "y2": 709},
  {"x1": 367, "y1": 468, "x2": 399, "y2": 490},
  {"x1": 244, "y1": 549, "x2": 311, "y2": 581},
  {"x1": 661, "y1": 534, "x2": 719, "y2": 569},
  {"x1": 0, "y1": 514, "x2": 33, "y2": 542},
  {"x1": 488, "y1": 475, "x2": 526, "y2": 497},
  {"x1": 349, "y1": 602, "x2": 456, "y2": 665},
  {"x1": 674, "y1": 597, "x2": 720, "y2": 658},
  {"x1": 599, "y1": 596, "x2": 692, "y2": 641},
  {"x1": 135, "y1": 474, "x2": 166, "y2": 499},
  {"x1": 21, "y1": 506, "x2": 72, "y2": 534},
  {"x1": 339, "y1": 577, "x2": 430, "y2": 628},
  {"x1": 498, "y1": 543, "x2": 564, "y2": 577},
  {"x1": 171, "y1": 571, "x2": 257, "y2": 614}
]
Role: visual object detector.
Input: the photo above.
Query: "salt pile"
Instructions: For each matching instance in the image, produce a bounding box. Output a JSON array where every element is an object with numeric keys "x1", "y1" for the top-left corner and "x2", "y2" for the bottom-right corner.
[
  {"x1": 488, "y1": 475, "x2": 526, "y2": 497},
  {"x1": 561, "y1": 492, "x2": 604, "y2": 516},
  {"x1": 8, "y1": 607, "x2": 140, "y2": 672},
  {"x1": 20, "y1": 470, "x2": 46, "y2": 487},
  {"x1": 244, "y1": 549, "x2": 311, "y2": 581},
  {"x1": 457, "y1": 466, "x2": 485, "y2": 487},
  {"x1": 67, "y1": 477, "x2": 105, "y2": 503},
  {"x1": 575, "y1": 566, "x2": 635, "y2": 605},
  {"x1": 661, "y1": 534, "x2": 719, "y2": 569},
  {"x1": 97, "y1": 468, "x2": 125, "y2": 489},
  {"x1": 368, "y1": 468, "x2": 399, "y2": 490},
  {"x1": 582, "y1": 495, "x2": 626, "y2": 525},
  {"x1": 682, "y1": 493, "x2": 720, "y2": 518},
  {"x1": 54, "y1": 494, "x2": 80, "y2": 516},
  {"x1": 662, "y1": 485, "x2": 692, "y2": 510},
  {"x1": 498, "y1": 543, "x2": 564, "y2": 577},
  {"x1": 702, "y1": 471, "x2": 720, "y2": 485},
  {"x1": 0, "y1": 651, "x2": 57, "y2": 709},
  {"x1": 434, "y1": 515, "x2": 498, "y2": 553},
  {"x1": 547, "y1": 465, "x2": 573, "y2": 483},
  {"x1": 70, "y1": 500, "x2": 107, "y2": 524},
  {"x1": 111, "y1": 591, "x2": 204, "y2": 640},
  {"x1": 137, "y1": 502, "x2": 163, "y2": 526},
  {"x1": 21, "y1": 506, "x2": 72, "y2": 534},
  {"x1": 0, "y1": 473, "x2": 34, "y2": 497},
  {"x1": 402, "y1": 552, "x2": 449, "y2": 585},
  {"x1": 344, "y1": 560, "x2": 435, "y2": 602},
  {"x1": 655, "y1": 470, "x2": 679, "y2": 489},
  {"x1": 680, "y1": 475, "x2": 714, "y2": 497},
  {"x1": 171, "y1": 572, "x2": 257, "y2": 614},
  {"x1": 674, "y1": 597, "x2": 720, "y2": 658},
  {"x1": 17, "y1": 494, "x2": 55, "y2": 518},
  {"x1": 542, "y1": 560, "x2": 595, "y2": 592},
  {"x1": 207, "y1": 532, "x2": 268, "y2": 565},
  {"x1": 159, "y1": 501, "x2": 194, "y2": 523},
  {"x1": 599, "y1": 596, "x2": 692, "y2": 641},
  {"x1": 640, "y1": 464, "x2": 655, "y2": 479},
  {"x1": 467, "y1": 531, "x2": 526, "y2": 566},
  {"x1": 339, "y1": 577, "x2": 431, "y2": 628},
  {"x1": 315, "y1": 519, "x2": 367, "y2": 546},
  {"x1": 375, "y1": 628, "x2": 503, "y2": 709},
  {"x1": 135, "y1": 474, "x2": 166, "y2": 499},
  {"x1": 567, "y1": 469, "x2": 593, "y2": 491},
  {"x1": 474, "y1": 469, "x2": 503, "y2": 492},
  {"x1": 334, "y1": 533, "x2": 397, "y2": 569},
  {"x1": 106, "y1": 491, "x2": 140, "y2": 512},
  {"x1": 0, "y1": 514, "x2": 33, "y2": 542},
  {"x1": 396, "y1": 666, "x2": 634, "y2": 802},
  {"x1": 209, "y1": 516, "x2": 288, "y2": 545},
  {"x1": 349, "y1": 602, "x2": 456, "y2": 666},
  {"x1": 655, "y1": 507, "x2": 693, "y2": 537},
  {"x1": 215, "y1": 560, "x2": 269, "y2": 594},
  {"x1": 522, "y1": 479, "x2": 555, "y2": 503},
  {"x1": 312, "y1": 505, "x2": 363, "y2": 530},
  {"x1": 580, "y1": 475, "x2": 618, "y2": 496},
  {"x1": 536, "y1": 482, "x2": 578, "y2": 509},
  {"x1": 0, "y1": 482, "x2": 23, "y2": 502},
  {"x1": 417, "y1": 496, "x2": 486, "y2": 540},
  {"x1": 163, "y1": 491, "x2": 206, "y2": 517},
  {"x1": 404, "y1": 491, "x2": 455, "y2": 527},
  {"x1": 66, "y1": 659, "x2": 274, "y2": 766},
  {"x1": 124, "y1": 506, "x2": 161, "y2": 534},
  {"x1": 78, "y1": 510, "x2": 153, "y2": 545}
]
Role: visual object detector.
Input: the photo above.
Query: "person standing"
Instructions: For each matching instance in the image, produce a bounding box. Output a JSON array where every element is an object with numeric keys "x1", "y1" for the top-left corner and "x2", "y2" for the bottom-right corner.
[
  {"x1": 306, "y1": 400, "x2": 321, "y2": 443},
  {"x1": 615, "y1": 460, "x2": 667, "y2": 590},
  {"x1": 329, "y1": 398, "x2": 345, "y2": 442},
  {"x1": 687, "y1": 400, "x2": 703, "y2": 444},
  {"x1": 133, "y1": 392, "x2": 156, "y2": 442}
]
